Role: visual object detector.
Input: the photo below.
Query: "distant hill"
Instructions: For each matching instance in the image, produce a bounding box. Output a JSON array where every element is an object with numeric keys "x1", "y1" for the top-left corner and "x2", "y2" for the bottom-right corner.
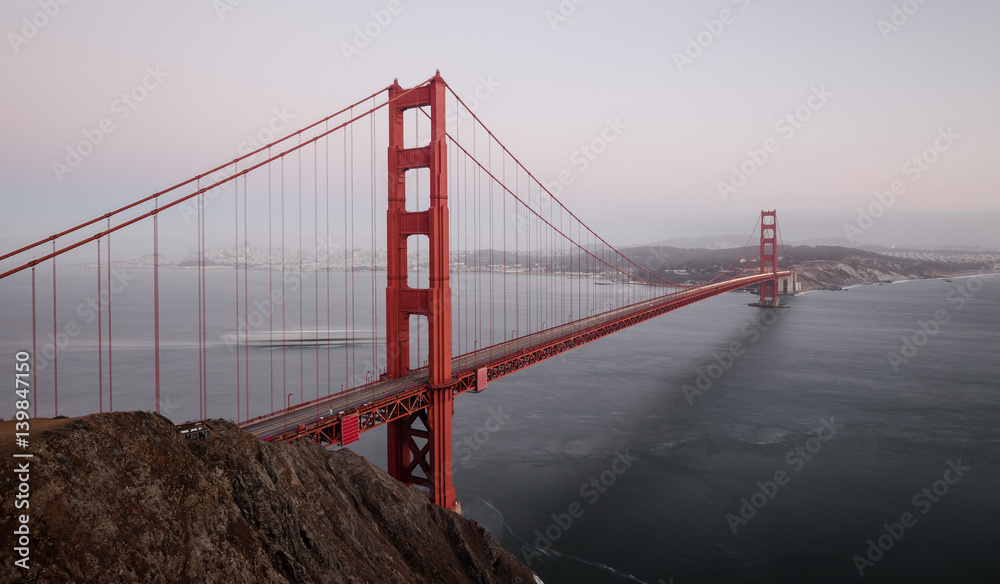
[
  {"x1": 646, "y1": 234, "x2": 750, "y2": 249},
  {"x1": 620, "y1": 243, "x2": 998, "y2": 290}
]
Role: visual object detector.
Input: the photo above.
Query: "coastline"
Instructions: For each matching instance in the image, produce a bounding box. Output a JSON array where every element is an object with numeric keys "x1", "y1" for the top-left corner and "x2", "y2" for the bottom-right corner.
[{"x1": 790, "y1": 257, "x2": 999, "y2": 292}]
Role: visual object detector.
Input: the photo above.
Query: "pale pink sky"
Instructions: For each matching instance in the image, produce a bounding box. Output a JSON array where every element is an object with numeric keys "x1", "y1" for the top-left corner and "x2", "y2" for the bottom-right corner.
[{"x1": 2, "y1": 0, "x2": 998, "y2": 251}]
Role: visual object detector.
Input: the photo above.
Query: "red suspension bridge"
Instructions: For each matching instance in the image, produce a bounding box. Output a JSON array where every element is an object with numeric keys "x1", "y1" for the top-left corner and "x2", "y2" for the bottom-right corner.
[{"x1": 1, "y1": 73, "x2": 794, "y2": 511}]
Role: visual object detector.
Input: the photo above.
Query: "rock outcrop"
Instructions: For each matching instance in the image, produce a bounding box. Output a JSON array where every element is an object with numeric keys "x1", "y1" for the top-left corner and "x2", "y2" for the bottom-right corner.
[
  {"x1": 792, "y1": 257, "x2": 955, "y2": 291},
  {"x1": 0, "y1": 412, "x2": 537, "y2": 584}
]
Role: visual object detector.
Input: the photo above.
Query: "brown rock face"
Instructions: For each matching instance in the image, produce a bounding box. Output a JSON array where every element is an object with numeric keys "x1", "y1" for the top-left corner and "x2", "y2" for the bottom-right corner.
[
  {"x1": 0, "y1": 412, "x2": 538, "y2": 584},
  {"x1": 792, "y1": 257, "x2": 945, "y2": 291}
]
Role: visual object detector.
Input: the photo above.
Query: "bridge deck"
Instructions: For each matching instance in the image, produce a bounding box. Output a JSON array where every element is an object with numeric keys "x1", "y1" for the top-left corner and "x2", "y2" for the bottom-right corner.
[{"x1": 240, "y1": 272, "x2": 790, "y2": 443}]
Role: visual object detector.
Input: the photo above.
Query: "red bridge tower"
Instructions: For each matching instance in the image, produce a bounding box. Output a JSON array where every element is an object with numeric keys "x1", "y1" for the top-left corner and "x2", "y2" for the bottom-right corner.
[
  {"x1": 384, "y1": 74, "x2": 458, "y2": 511},
  {"x1": 758, "y1": 210, "x2": 779, "y2": 307}
]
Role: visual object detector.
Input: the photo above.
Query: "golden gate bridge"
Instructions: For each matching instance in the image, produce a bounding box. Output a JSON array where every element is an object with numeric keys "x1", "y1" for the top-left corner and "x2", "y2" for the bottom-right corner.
[{"x1": 0, "y1": 72, "x2": 794, "y2": 511}]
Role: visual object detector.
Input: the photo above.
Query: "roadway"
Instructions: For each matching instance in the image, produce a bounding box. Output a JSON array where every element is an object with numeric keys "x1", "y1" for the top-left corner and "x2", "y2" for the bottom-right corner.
[{"x1": 242, "y1": 273, "x2": 781, "y2": 440}]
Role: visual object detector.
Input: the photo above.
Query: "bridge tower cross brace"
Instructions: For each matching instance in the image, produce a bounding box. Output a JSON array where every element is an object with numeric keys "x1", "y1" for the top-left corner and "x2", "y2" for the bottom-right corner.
[
  {"x1": 759, "y1": 210, "x2": 779, "y2": 307},
  {"x1": 384, "y1": 74, "x2": 457, "y2": 511}
]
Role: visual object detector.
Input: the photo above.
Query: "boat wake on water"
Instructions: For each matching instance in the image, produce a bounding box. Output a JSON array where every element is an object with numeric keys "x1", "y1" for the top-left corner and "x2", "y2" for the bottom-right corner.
[
  {"x1": 477, "y1": 498, "x2": 655, "y2": 584},
  {"x1": 220, "y1": 329, "x2": 383, "y2": 348}
]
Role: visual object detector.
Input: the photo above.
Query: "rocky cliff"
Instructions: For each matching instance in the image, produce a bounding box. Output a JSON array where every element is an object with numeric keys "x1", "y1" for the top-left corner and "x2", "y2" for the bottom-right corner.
[{"x1": 0, "y1": 412, "x2": 538, "y2": 584}]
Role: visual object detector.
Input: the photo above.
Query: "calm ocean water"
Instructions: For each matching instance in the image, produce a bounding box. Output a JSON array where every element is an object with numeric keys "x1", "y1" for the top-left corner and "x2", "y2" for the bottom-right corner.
[
  {"x1": 3, "y1": 270, "x2": 998, "y2": 582},
  {"x1": 416, "y1": 276, "x2": 998, "y2": 583}
]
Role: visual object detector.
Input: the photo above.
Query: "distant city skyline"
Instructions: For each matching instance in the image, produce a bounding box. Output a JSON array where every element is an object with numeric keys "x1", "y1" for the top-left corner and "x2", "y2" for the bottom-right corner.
[{"x1": 3, "y1": 0, "x2": 998, "y2": 255}]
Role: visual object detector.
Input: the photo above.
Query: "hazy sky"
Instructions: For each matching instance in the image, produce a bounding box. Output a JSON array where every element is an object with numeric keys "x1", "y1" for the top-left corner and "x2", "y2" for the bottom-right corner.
[{"x1": 2, "y1": 0, "x2": 998, "y2": 252}]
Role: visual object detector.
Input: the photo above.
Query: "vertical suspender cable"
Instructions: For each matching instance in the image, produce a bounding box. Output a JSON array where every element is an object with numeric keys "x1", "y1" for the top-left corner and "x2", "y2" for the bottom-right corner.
[
  {"x1": 473, "y1": 121, "x2": 477, "y2": 350},
  {"x1": 350, "y1": 112, "x2": 357, "y2": 378},
  {"x1": 107, "y1": 221, "x2": 113, "y2": 412},
  {"x1": 195, "y1": 179, "x2": 205, "y2": 420},
  {"x1": 460, "y1": 119, "x2": 465, "y2": 353},
  {"x1": 314, "y1": 141, "x2": 320, "y2": 403},
  {"x1": 234, "y1": 164, "x2": 241, "y2": 423},
  {"x1": 343, "y1": 114, "x2": 349, "y2": 391},
  {"x1": 299, "y1": 136, "x2": 304, "y2": 403},
  {"x1": 325, "y1": 124, "x2": 331, "y2": 396},
  {"x1": 97, "y1": 240, "x2": 103, "y2": 413},
  {"x1": 371, "y1": 105, "x2": 377, "y2": 378},
  {"x1": 31, "y1": 267, "x2": 37, "y2": 418},
  {"x1": 282, "y1": 156, "x2": 287, "y2": 402},
  {"x1": 489, "y1": 134, "x2": 494, "y2": 346},
  {"x1": 268, "y1": 155, "x2": 274, "y2": 413},
  {"x1": 154, "y1": 201, "x2": 160, "y2": 415},
  {"x1": 200, "y1": 190, "x2": 207, "y2": 418},
  {"x1": 243, "y1": 175, "x2": 250, "y2": 421},
  {"x1": 455, "y1": 106, "x2": 461, "y2": 354},
  {"x1": 52, "y1": 241, "x2": 58, "y2": 417}
]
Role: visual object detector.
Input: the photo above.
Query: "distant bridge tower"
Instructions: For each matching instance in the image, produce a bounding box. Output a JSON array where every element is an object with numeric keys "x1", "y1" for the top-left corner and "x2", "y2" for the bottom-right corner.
[
  {"x1": 384, "y1": 73, "x2": 458, "y2": 511},
  {"x1": 758, "y1": 210, "x2": 780, "y2": 307}
]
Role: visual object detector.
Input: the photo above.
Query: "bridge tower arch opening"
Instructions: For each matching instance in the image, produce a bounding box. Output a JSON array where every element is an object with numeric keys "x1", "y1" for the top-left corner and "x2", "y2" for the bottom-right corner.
[{"x1": 384, "y1": 73, "x2": 459, "y2": 511}]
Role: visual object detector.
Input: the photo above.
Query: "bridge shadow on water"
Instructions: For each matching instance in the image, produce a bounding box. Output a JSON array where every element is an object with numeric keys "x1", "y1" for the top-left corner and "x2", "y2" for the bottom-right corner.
[{"x1": 427, "y1": 283, "x2": 1000, "y2": 584}]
